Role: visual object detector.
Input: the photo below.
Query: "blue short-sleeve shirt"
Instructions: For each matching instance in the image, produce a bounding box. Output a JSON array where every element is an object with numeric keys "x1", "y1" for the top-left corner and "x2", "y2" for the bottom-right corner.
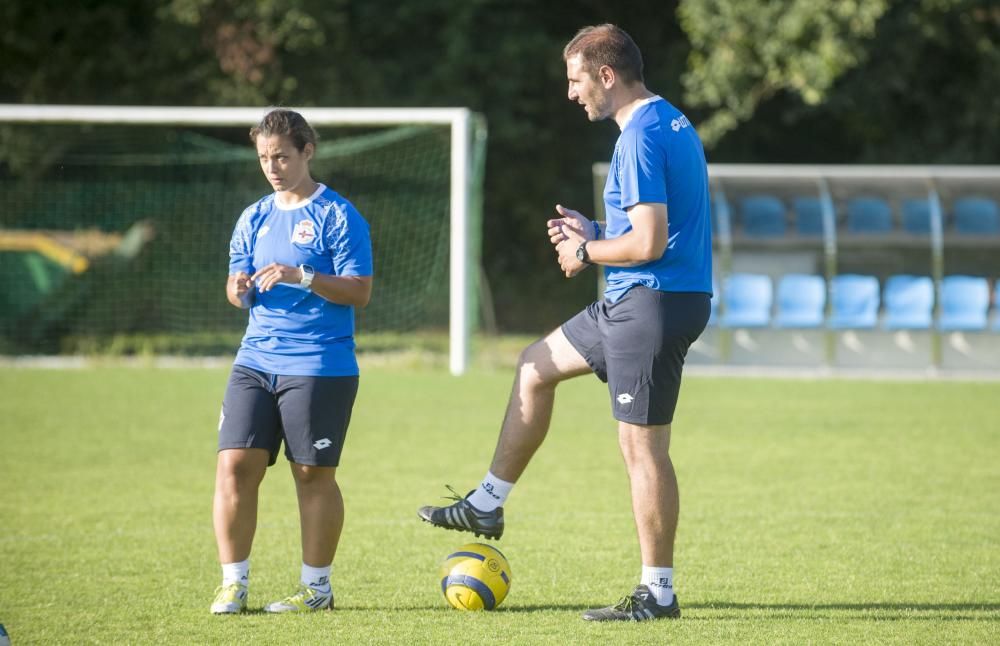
[
  {"x1": 229, "y1": 183, "x2": 373, "y2": 376},
  {"x1": 602, "y1": 97, "x2": 713, "y2": 302}
]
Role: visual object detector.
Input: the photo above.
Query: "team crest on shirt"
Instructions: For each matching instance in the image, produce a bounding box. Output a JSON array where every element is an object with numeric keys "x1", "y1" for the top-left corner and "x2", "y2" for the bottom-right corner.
[{"x1": 292, "y1": 220, "x2": 316, "y2": 245}]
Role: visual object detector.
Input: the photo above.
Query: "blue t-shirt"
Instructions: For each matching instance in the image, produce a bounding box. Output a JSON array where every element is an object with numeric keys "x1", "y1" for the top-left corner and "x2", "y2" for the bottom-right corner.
[
  {"x1": 228, "y1": 183, "x2": 373, "y2": 376},
  {"x1": 602, "y1": 96, "x2": 713, "y2": 302}
]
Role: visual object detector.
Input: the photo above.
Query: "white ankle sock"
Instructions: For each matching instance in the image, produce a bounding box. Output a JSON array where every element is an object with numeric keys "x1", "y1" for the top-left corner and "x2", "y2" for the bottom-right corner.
[
  {"x1": 221, "y1": 560, "x2": 249, "y2": 587},
  {"x1": 467, "y1": 471, "x2": 514, "y2": 511},
  {"x1": 641, "y1": 566, "x2": 674, "y2": 606},
  {"x1": 301, "y1": 563, "x2": 332, "y2": 591}
]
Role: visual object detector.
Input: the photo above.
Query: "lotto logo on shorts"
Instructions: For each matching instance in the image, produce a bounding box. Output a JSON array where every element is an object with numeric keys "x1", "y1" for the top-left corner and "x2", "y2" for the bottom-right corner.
[
  {"x1": 313, "y1": 438, "x2": 332, "y2": 450},
  {"x1": 617, "y1": 393, "x2": 634, "y2": 405}
]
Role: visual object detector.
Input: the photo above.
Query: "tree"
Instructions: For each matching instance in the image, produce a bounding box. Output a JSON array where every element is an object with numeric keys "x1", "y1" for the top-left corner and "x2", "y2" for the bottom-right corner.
[{"x1": 678, "y1": 0, "x2": 889, "y2": 146}]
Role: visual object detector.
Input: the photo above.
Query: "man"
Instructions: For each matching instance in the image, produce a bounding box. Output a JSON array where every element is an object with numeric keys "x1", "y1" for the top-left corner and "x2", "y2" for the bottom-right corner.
[{"x1": 418, "y1": 24, "x2": 712, "y2": 622}]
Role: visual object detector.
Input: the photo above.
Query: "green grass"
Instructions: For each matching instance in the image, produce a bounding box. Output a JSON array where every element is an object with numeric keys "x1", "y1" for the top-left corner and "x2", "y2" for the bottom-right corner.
[{"x1": 0, "y1": 366, "x2": 998, "y2": 644}]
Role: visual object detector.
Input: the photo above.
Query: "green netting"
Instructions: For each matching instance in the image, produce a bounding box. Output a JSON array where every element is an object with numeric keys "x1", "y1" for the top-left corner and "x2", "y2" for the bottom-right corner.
[{"x1": 0, "y1": 123, "x2": 452, "y2": 353}]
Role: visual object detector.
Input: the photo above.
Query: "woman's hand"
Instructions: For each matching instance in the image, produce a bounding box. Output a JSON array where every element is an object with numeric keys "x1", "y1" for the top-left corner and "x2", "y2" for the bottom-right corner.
[
  {"x1": 227, "y1": 272, "x2": 255, "y2": 308},
  {"x1": 251, "y1": 263, "x2": 302, "y2": 292}
]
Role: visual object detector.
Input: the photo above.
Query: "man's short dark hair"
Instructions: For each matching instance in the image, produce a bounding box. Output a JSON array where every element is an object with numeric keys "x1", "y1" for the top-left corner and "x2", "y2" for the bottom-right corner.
[{"x1": 563, "y1": 24, "x2": 644, "y2": 85}]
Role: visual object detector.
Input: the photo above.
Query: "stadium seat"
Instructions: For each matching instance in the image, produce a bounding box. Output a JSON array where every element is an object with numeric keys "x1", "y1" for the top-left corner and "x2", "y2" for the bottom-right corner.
[
  {"x1": 706, "y1": 277, "x2": 720, "y2": 325},
  {"x1": 774, "y1": 273, "x2": 826, "y2": 328},
  {"x1": 829, "y1": 274, "x2": 880, "y2": 328},
  {"x1": 846, "y1": 196, "x2": 893, "y2": 234},
  {"x1": 792, "y1": 196, "x2": 824, "y2": 236},
  {"x1": 953, "y1": 196, "x2": 1000, "y2": 234},
  {"x1": 720, "y1": 273, "x2": 773, "y2": 327},
  {"x1": 883, "y1": 275, "x2": 934, "y2": 329},
  {"x1": 939, "y1": 275, "x2": 990, "y2": 330},
  {"x1": 901, "y1": 199, "x2": 932, "y2": 235},
  {"x1": 739, "y1": 195, "x2": 786, "y2": 237},
  {"x1": 993, "y1": 281, "x2": 1000, "y2": 331}
]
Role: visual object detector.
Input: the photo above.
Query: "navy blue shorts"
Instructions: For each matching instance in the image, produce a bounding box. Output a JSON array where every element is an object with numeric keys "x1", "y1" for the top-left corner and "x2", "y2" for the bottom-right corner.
[
  {"x1": 218, "y1": 364, "x2": 359, "y2": 467},
  {"x1": 561, "y1": 287, "x2": 710, "y2": 425}
]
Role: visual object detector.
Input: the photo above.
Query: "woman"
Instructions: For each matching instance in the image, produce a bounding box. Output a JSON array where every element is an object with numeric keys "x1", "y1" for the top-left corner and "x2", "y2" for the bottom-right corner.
[{"x1": 210, "y1": 108, "x2": 373, "y2": 614}]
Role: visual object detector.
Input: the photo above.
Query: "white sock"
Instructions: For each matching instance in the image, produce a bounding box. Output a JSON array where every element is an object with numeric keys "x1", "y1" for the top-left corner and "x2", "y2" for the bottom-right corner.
[
  {"x1": 221, "y1": 560, "x2": 249, "y2": 587},
  {"x1": 641, "y1": 566, "x2": 674, "y2": 606},
  {"x1": 301, "y1": 563, "x2": 332, "y2": 591},
  {"x1": 466, "y1": 471, "x2": 514, "y2": 512}
]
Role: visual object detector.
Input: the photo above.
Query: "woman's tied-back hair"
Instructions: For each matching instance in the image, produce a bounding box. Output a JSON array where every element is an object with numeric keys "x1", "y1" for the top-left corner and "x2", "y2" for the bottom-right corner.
[
  {"x1": 249, "y1": 109, "x2": 318, "y2": 152},
  {"x1": 562, "y1": 24, "x2": 644, "y2": 85}
]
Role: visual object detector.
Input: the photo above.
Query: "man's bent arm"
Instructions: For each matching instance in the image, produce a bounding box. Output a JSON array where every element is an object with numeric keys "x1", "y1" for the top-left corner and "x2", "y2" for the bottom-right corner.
[{"x1": 584, "y1": 203, "x2": 668, "y2": 267}]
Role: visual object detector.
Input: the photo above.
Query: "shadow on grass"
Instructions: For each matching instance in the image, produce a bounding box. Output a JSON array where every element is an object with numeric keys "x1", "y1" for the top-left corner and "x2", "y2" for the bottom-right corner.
[
  {"x1": 678, "y1": 601, "x2": 1000, "y2": 622},
  {"x1": 240, "y1": 601, "x2": 1000, "y2": 619},
  {"x1": 691, "y1": 602, "x2": 1000, "y2": 612}
]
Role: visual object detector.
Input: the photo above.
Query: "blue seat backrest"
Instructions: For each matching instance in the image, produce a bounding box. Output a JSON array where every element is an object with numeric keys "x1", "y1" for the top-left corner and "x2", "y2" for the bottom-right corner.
[
  {"x1": 901, "y1": 199, "x2": 932, "y2": 235},
  {"x1": 740, "y1": 195, "x2": 786, "y2": 237},
  {"x1": 774, "y1": 274, "x2": 826, "y2": 328},
  {"x1": 939, "y1": 275, "x2": 990, "y2": 331},
  {"x1": 829, "y1": 274, "x2": 880, "y2": 328},
  {"x1": 721, "y1": 273, "x2": 773, "y2": 327},
  {"x1": 953, "y1": 196, "x2": 1000, "y2": 234},
  {"x1": 993, "y1": 281, "x2": 1000, "y2": 331},
  {"x1": 883, "y1": 275, "x2": 934, "y2": 329},
  {"x1": 792, "y1": 197, "x2": 824, "y2": 236},
  {"x1": 847, "y1": 196, "x2": 893, "y2": 234}
]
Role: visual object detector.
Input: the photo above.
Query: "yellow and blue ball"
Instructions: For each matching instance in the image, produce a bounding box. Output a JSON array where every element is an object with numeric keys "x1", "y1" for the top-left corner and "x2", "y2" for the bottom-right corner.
[{"x1": 439, "y1": 543, "x2": 512, "y2": 610}]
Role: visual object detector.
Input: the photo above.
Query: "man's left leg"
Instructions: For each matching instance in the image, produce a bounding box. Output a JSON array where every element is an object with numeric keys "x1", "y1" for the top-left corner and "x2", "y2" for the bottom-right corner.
[
  {"x1": 619, "y1": 421, "x2": 678, "y2": 598},
  {"x1": 582, "y1": 421, "x2": 682, "y2": 621}
]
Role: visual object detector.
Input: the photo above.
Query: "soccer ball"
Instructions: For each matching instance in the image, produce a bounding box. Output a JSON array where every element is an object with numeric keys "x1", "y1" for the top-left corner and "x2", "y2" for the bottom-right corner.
[{"x1": 439, "y1": 543, "x2": 512, "y2": 610}]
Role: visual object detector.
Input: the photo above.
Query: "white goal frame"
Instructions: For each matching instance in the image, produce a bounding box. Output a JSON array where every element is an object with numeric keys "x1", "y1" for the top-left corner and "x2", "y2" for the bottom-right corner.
[{"x1": 0, "y1": 104, "x2": 486, "y2": 375}]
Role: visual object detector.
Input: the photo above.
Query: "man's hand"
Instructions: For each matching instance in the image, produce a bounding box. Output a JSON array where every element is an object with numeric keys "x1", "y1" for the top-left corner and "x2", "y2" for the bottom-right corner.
[
  {"x1": 227, "y1": 271, "x2": 255, "y2": 309},
  {"x1": 548, "y1": 204, "x2": 593, "y2": 278},
  {"x1": 546, "y1": 204, "x2": 595, "y2": 246},
  {"x1": 251, "y1": 263, "x2": 302, "y2": 293}
]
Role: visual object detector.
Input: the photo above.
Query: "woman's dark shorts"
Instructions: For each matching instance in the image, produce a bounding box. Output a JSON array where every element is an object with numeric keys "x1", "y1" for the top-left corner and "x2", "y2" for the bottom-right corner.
[{"x1": 218, "y1": 364, "x2": 359, "y2": 467}]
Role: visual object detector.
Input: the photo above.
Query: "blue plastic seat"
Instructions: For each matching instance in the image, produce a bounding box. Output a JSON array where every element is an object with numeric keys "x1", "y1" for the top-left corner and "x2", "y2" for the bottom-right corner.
[
  {"x1": 739, "y1": 195, "x2": 786, "y2": 237},
  {"x1": 708, "y1": 278, "x2": 720, "y2": 325},
  {"x1": 953, "y1": 196, "x2": 1000, "y2": 234},
  {"x1": 829, "y1": 274, "x2": 880, "y2": 329},
  {"x1": 846, "y1": 197, "x2": 893, "y2": 234},
  {"x1": 774, "y1": 274, "x2": 826, "y2": 328},
  {"x1": 883, "y1": 275, "x2": 934, "y2": 329},
  {"x1": 993, "y1": 281, "x2": 1000, "y2": 331},
  {"x1": 939, "y1": 275, "x2": 990, "y2": 331},
  {"x1": 793, "y1": 196, "x2": 824, "y2": 236},
  {"x1": 720, "y1": 273, "x2": 773, "y2": 328},
  {"x1": 901, "y1": 199, "x2": 932, "y2": 235}
]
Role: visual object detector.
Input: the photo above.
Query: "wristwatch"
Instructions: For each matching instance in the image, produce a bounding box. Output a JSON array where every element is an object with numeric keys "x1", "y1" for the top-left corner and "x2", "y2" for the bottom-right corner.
[
  {"x1": 576, "y1": 241, "x2": 591, "y2": 265},
  {"x1": 299, "y1": 264, "x2": 315, "y2": 289}
]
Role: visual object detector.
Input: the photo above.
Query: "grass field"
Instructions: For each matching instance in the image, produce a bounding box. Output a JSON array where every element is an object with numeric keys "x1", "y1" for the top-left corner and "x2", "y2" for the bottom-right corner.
[{"x1": 1, "y1": 364, "x2": 998, "y2": 644}]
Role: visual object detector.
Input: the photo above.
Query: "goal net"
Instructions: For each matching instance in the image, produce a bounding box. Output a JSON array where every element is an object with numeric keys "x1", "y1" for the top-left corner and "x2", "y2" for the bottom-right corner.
[{"x1": 0, "y1": 106, "x2": 486, "y2": 373}]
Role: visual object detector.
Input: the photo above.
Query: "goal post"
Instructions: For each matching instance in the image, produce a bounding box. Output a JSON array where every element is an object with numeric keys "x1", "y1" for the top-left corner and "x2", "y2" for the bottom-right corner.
[{"x1": 0, "y1": 104, "x2": 486, "y2": 375}]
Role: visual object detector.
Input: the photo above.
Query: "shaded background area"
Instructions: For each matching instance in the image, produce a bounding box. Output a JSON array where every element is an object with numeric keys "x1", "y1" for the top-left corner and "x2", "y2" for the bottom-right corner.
[{"x1": 2, "y1": 0, "x2": 998, "y2": 334}]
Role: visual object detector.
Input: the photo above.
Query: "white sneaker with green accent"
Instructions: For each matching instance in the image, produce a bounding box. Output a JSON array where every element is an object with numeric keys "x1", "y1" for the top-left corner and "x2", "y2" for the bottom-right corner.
[
  {"x1": 210, "y1": 582, "x2": 248, "y2": 614},
  {"x1": 264, "y1": 585, "x2": 334, "y2": 613}
]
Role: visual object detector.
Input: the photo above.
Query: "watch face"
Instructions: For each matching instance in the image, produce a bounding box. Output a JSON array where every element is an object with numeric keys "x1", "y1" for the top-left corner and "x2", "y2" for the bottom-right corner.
[
  {"x1": 576, "y1": 244, "x2": 586, "y2": 261},
  {"x1": 300, "y1": 264, "x2": 315, "y2": 286}
]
